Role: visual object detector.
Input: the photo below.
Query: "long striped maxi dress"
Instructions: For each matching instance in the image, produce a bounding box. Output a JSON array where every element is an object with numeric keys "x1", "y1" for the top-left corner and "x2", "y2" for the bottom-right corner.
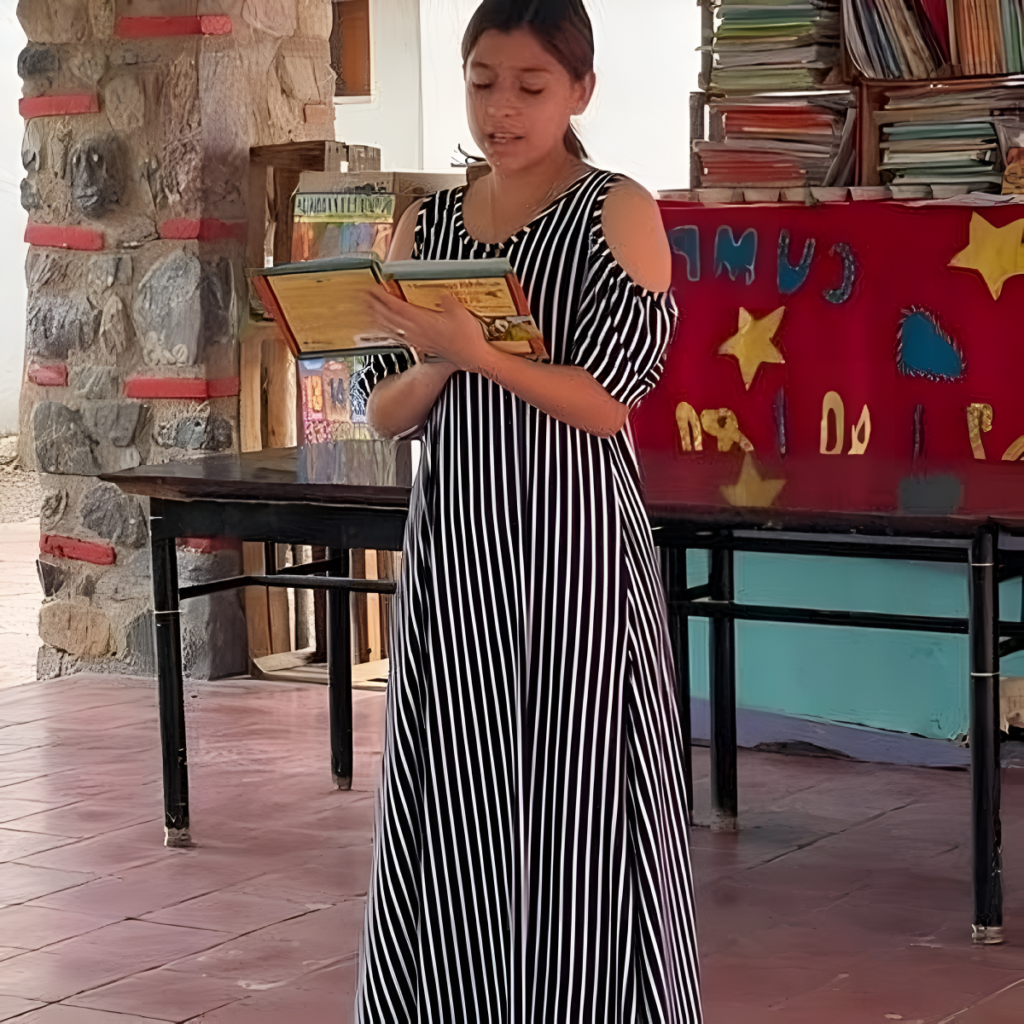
[{"x1": 356, "y1": 168, "x2": 702, "y2": 1023}]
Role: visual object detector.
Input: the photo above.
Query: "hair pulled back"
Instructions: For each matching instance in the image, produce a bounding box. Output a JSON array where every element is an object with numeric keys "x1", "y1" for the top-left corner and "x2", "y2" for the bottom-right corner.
[{"x1": 462, "y1": 0, "x2": 594, "y2": 159}]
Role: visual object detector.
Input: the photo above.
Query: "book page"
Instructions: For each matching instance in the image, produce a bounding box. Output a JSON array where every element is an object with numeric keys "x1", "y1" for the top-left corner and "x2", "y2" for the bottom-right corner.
[
  {"x1": 397, "y1": 277, "x2": 548, "y2": 360},
  {"x1": 270, "y1": 268, "x2": 388, "y2": 354}
]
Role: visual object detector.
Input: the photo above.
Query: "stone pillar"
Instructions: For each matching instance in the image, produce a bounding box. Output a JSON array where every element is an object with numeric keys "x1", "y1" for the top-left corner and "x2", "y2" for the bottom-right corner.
[{"x1": 18, "y1": 0, "x2": 336, "y2": 679}]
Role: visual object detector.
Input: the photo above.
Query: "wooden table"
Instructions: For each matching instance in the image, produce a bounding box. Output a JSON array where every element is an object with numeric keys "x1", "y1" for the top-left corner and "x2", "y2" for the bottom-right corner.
[
  {"x1": 103, "y1": 447, "x2": 408, "y2": 848},
  {"x1": 106, "y1": 448, "x2": 1018, "y2": 942}
]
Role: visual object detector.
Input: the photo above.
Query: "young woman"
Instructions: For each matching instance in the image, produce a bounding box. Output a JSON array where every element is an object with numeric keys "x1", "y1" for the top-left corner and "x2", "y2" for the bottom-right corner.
[{"x1": 357, "y1": 2, "x2": 701, "y2": 1020}]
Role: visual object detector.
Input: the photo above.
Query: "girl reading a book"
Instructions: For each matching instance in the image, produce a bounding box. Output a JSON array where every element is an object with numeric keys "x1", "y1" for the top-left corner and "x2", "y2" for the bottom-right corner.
[{"x1": 357, "y1": 1, "x2": 701, "y2": 1021}]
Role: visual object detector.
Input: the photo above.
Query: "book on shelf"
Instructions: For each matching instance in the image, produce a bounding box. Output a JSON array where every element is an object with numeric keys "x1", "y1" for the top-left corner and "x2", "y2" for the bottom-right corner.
[
  {"x1": 704, "y1": 0, "x2": 841, "y2": 95},
  {"x1": 695, "y1": 95, "x2": 856, "y2": 187},
  {"x1": 250, "y1": 255, "x2": 548, "y2": 362},
  {"x1": 844, "y1": 0, "x2": 1024, "y2": 79}
]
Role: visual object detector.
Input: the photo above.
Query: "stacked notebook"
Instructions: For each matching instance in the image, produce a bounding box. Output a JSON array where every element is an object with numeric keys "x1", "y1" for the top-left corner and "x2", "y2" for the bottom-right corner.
[
  {"x1": 844, "y1": 0, "x2": 1024, "y2": 79},
  {"x1": 880, "y1": 119, "x2": 1003, "y2": 193},
  {"x1": 707, "y1": 0, "x2": 841, "y2": 94},
  {"x1": 877, "y1": 85, "x2": 1024, "y2": 194},
  {"x1": 696, "y1": 96, "x2": 855, "y2": 187}
]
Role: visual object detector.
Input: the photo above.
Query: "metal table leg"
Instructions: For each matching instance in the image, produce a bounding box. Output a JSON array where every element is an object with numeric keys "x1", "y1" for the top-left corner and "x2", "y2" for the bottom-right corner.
[
  {"x1": 710, "y1": 536, "x2": 738, "y2": 829},
  {"x1": 328, "y1": 547, "x2": 353, "y2": 790},
  {"x1": 663, "y1": 546, "x2": 694, "y2": 821},
  {"x1": 150, "y1": 504, "x2": 191, "y2": 847},
  {"x1": 970, "y1": 526, "x2": 1003, "y2": 944}
]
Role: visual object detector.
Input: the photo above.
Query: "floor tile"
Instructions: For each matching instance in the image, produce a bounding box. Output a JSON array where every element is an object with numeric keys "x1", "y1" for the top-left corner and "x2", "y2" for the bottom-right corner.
[
  {"x1": 0, "y1": 995, "x2": 44, "y2": 1022},
  {"x1": 0, "y1": 864, "x2": 94, "y2": 908},
  {"x1": 141, "y1": 890, "x2": 313, "y2": 935},
  {"x1": 8, "y1": 1007, "x2": 172, "y2": 1023},
  {"x1": 0, "y1": 920, "x2": 230, "y2": 1002},
  {"x1": 0, "y1": 905, "x2": 122, "y2": 950},
  {"x1": 66, "y1": 968, "x2": 245, "y2": 1021},
  {"x1": 0, "y1": 830, "x2": 74, "y2": 863}
]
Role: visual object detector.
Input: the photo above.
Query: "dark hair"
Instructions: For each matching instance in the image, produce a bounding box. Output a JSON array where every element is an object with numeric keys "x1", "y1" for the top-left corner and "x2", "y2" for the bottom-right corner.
[{"x1": 462, "y1": 0, "x2": 594, "y2": 159}]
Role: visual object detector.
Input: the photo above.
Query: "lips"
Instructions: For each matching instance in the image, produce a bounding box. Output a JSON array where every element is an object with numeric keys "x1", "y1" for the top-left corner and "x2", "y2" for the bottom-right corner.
[{"x1": 488, "y1": 133, "x2": 524, "y2": 144}]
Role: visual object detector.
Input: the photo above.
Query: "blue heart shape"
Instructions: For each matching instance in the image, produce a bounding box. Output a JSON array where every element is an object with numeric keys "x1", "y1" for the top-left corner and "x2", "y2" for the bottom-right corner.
[{"x1": 898, "y1": 309, "x2": 964, "y2": 382}]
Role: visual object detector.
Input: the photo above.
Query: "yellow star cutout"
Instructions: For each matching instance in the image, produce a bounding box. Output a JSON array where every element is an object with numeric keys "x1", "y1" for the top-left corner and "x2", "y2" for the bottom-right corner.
[
  {"x1": 718, "y1": 307, "x2": 786, "y2": 390},
  {"x1": 948, "y1": 213, "x2": 1024, "y2": 300},
  {"x1": 720, "y1": 454, "x2": 786, "y2": 509}
]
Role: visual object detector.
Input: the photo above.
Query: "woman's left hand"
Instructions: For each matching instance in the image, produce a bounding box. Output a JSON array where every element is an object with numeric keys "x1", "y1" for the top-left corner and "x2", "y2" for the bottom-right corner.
[{"x1": 366, "y1": 289, "x2": 492, "y2": 371}]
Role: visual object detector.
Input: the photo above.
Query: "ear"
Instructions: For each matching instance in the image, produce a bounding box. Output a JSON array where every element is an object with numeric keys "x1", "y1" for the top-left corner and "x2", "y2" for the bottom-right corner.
[{"x1": 572, "y1": 70, "x2": 596, "y2": 116}]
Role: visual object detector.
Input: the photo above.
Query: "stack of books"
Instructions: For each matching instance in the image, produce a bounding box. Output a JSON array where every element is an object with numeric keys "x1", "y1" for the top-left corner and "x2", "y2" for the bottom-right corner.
[
  {"x1": 877, "y1": 85, "x2": 1024, "y2": 194},
  {"x1": 707, "y1": 0, "x2": 841, "y2": 94},
  {"x1": 844, "y1": 0, "x2": 1024, "y2": 79},
  {"x1": 696, "y1": 96, "x2": 855, "y2": 187},
  {"x1": 880, "y1": 119, "x2": 1003, "y2": 194}
]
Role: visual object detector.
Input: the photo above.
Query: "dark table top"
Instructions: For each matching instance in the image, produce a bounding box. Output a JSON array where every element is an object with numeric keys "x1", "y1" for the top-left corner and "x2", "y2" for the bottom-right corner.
[
  {"x1": 102, "y1": 448, "x2": 1024, "y2": 549},
  {"x1": 101, "y1": 447, "x2": 411, "y2": 509}
]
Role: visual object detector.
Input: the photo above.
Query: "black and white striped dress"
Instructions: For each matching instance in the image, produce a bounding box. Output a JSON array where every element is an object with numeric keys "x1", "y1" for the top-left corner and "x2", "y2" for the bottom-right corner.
[{"x1": 357, "y1": 169, "x2": 702, "y2": 1023}]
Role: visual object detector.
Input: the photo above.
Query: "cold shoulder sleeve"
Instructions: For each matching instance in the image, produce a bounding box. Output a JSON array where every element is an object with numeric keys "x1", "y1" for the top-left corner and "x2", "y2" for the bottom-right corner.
[{"x1": 569, "y1": 222, "x2": 678, "y2": 409}]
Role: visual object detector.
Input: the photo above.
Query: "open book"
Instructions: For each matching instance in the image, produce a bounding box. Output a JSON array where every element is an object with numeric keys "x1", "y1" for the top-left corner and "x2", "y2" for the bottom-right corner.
[{"x1": 250, "y1": 255, "x2": 548, "y2": 362}]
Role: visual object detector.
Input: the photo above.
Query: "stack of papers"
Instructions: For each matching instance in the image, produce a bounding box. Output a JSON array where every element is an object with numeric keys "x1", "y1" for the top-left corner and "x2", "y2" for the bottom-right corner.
[
  {"x1": 880, "y1": 120, "x2": 1003, "y2": 193},
  {"x1": 707, "y1": 0, "x2": 841, "y2": 95},
  {"x1": 696, "y1": 95, "x2": 855, "y2": 187}
]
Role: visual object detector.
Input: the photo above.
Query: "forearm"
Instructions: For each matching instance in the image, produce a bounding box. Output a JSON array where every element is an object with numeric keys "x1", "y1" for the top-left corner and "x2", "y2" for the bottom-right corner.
[
  {"x1": 470, "y1": 350, "x2": 627, "y2": 438},
  {"x1": 366, "y1": 360, "x2": 457, "y2": 438}
]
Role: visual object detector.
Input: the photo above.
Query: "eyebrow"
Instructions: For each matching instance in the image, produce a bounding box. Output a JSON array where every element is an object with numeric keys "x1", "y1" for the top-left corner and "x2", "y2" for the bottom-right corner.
[{"x1": 470, "y1": 62, "x2": 554, "y2": 75}]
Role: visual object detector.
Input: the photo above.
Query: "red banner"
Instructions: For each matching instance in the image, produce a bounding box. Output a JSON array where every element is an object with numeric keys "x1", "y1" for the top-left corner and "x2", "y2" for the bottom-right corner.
[{"x1": 636, "y1": 201, "x2": 1024, "y2": 523}]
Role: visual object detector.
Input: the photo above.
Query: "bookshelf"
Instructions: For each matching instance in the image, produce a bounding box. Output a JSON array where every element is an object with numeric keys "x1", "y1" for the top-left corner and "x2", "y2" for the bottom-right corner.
[{"x1": 689, "y1": 0, "x2": 1024, "y2": 196}]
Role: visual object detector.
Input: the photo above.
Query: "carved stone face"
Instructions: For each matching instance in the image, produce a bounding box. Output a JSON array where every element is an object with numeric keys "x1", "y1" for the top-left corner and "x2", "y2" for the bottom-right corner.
[{"x1": 70, "y1": 136, "x2": 126, "y2": 218}]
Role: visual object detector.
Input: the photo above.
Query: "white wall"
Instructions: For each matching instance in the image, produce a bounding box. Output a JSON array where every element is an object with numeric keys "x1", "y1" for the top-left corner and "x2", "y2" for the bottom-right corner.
[
  {"x1": 0, "y1": 1, "x2": 26, "y2": 435},
  {"x1": 334, "y1": 0, "x2": 424, "y2": 171},
  {"x1": 418, "y1": 0, "x2": 702, "y2": 192}
]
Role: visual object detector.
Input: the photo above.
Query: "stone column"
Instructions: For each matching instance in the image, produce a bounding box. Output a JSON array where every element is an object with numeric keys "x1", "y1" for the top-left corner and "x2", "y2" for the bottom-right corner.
[{"x1": 17, "y1": 0, "x2": 335, "y2": 679}]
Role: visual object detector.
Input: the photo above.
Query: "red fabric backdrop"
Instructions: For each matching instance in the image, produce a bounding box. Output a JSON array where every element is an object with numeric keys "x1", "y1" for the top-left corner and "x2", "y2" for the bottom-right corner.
[{"x1": 634, "y1": 201, "x2": 1024, "y2": 520}]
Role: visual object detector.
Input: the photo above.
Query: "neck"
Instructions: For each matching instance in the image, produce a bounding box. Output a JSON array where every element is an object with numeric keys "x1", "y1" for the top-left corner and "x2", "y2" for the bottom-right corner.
[{"x1": 486, "y1": 147, "x2": 586, "y2": 200}]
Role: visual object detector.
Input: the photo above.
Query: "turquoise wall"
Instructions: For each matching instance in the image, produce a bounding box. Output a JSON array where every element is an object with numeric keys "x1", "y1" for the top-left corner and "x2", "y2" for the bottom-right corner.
[{"x1": 685, "y1": 552, "x2": 1024, "y2": 742}]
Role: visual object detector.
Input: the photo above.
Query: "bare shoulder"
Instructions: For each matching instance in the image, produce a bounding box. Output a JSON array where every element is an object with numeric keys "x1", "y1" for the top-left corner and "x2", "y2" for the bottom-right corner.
[
  {"x1": 600, "y1": 176, "x2": 672, "y2": 293},
  {"x1": 387, "y1": 198, "x2": 425, "y2": 261}
]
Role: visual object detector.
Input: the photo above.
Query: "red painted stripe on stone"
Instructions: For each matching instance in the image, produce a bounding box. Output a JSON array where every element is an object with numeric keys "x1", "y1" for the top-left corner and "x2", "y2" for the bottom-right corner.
[
  {"x1": 40, "y1": 534, "x2": 117, "y2": 566},
  {"x1": 159, "y1": 218, "x2": 248, "y2": 243},
  {"x1": 178, "y1": 537, "x2": 242, "y2": 554},
  {"x1": 27, "y1": 363, "x2": 68, "y2": 387},
  {"x1": 123, "y1": 376, "x2": 241, "y2": 400},
  {"x1": 207, "y1": 376, "x2": 241, "y2": 398},
  {"x1": 19, "y1": 93, "x2": 100, "y2": 119},
  {"x1": 25, "y1": 223, "x2": 105, "y2": 251},
  {"x1": 114, "y1": 15, "x2": 232, "y2": 38}
]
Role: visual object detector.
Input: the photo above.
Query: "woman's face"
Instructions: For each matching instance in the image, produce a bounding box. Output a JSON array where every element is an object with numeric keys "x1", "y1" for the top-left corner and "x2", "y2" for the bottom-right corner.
[{"x1": 465, "y1": 27, "x2": 593, "y2": 172}]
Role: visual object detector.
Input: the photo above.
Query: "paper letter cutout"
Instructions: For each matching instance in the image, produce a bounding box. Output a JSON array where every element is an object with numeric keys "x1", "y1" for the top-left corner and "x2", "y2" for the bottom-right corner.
[
  {"x1": 820, "y1": 392, "x2": 844, "y2": 455},
  {"x1": 721, "y1": 454, "x2": 786, "y2": 508},
  {"x1": 823, "y1": 243, "x2": 858, "y2": 304},
  {"x1": 966, "y1": 403, "x2": 993, "y2": 460},
  {"x1": 669, "y1": 226, "x2": 701, "y2": 282},
  {"x1": 897, "y1": 308, "x2": 964, "y2": 382},
  {"x1": 777, "y1": 230, "x2": 815, "y2": 295},
  {"x1": 701, "y1": 408, "x2": 754, "y2": 453},
  {"x1": 774, "y1": 390, "x2": 787, "y2": 459},
  {"x1": 675, "y1": 402, "x2": 703, "y2": 451},
  {"x1": 1003, "y1": 436, "x2": 1024, "y2": 461},
  {"x1": 849, "y1": 405, "x2": 871, "y2": 455},
  {"x1": 715, "y1": 226, "x2": 757, "y2": 285}
]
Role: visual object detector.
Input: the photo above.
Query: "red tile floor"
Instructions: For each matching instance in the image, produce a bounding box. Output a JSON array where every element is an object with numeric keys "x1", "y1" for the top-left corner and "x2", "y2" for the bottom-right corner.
[{"x1": 0, "y1": 674, "x2": 1021, "y2": 1023}]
